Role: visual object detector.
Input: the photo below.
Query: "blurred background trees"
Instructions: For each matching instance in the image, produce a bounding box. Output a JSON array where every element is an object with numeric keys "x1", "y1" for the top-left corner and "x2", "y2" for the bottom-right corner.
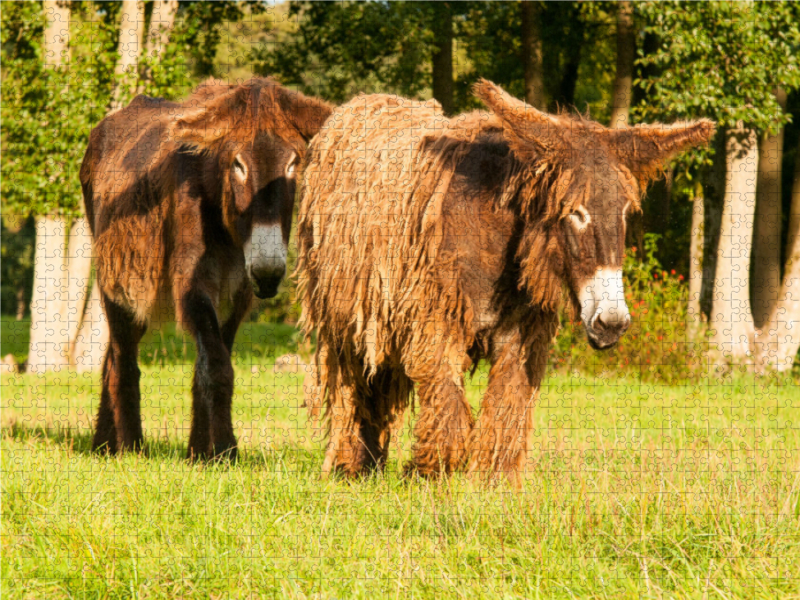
[{"x1": 2, "y1": 0, "x2": 800, "y2": 374}]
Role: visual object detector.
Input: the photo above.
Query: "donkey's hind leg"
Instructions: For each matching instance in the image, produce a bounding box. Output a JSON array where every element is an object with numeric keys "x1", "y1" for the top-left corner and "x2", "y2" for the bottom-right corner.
[
  {"x1": 92, "y1": 294, "x2": 147, "y2": 454},
  {"x1": 316, "y1": 344, "x2": 367, "y2": 478},
  {"x1": 314, "y1": 343, "x2": 410, "y2": 478},
  {"x1": 352, "y1": 365, "x2": 412, "y2": 474}
]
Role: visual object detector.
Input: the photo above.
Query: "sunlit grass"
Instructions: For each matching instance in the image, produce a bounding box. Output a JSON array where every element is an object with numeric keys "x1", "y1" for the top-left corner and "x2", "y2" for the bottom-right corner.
[{"x1": 2, "y1": 322, "x2": 800, "y2": 599}]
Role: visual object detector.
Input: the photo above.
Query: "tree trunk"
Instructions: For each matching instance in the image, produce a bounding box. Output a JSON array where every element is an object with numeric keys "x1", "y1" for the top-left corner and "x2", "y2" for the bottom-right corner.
[
  {"x1": 610, "y1": 1, "x2": 635, "y2": 129},
  {"x1": 27, "y1": 216, "x2": 70, "y2": 373},
  {"x1": 28, "y1": 1, "x2": 71, "y2": 373},
  {"x1": 72, "y1": 280, "x2": 109, "y2": 373},
  {"x1": 756, "y1": 126, "x2": 800, "y2": 371},
  {"x1": 140, "y1": 0, "x2": 178, "y2": 89},
  {"x1": 111, "y1": 0, "x2": 145, "y2": 112},
  {"x1": 710, "y1": 123, "x2": 758, "y2": 364},
  {"x1": 643, "y1": 175, "x2": 672, "y2": 238},
  {"x1": 16, "y1": 283, "x2": 27, "y2": 321},
  {"x1": 701, "y1": 132, "x2": 727, "y2": 321},
  {"x1": 688, "y1": 181, "x2": 705, "y2": 330},
  {"x1": 43, "y1": 0, "x2": 69, "y2": 68},
  {"x1": 431, "y1": 2, "x2": 454, "y2": 116},
  {"x1": 751, "y1": 88, "x2": 786, "y2": 328},
  {"x1": 65, "y1": 218, "x2": 93, "y2": 362},
  {"x1": 521, "y1": 1, "x2": 545, "y2": 110},
  {"x1": 72, "y1": 0, "x2": 146, "y2": 371},
  {"x1": 550, "y1": 4, "x2": 584, "y2": 111}
]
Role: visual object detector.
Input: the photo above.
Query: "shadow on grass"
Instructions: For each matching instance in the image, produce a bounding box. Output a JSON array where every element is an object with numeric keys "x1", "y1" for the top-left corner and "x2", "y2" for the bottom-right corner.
[{"x1": 2, "y1": 420, "x2": 321, "y2": 473}]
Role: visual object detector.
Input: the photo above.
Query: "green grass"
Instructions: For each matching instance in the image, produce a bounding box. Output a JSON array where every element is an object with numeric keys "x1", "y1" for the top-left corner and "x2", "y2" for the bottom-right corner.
[{"x1": 2, "y1": 321, "x2": 800, "y2": 599}]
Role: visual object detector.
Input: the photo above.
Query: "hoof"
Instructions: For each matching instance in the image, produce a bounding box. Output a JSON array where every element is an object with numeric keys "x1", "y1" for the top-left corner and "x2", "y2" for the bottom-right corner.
[{"x1": 213, "y1": 442, "x2": 238, "y2": 463}]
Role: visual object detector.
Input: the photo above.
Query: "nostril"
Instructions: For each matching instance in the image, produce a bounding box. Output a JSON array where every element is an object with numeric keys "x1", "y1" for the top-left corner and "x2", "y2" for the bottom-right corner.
[{"x1": 593, "y1": 309, "x2": 630, "y2": 332}]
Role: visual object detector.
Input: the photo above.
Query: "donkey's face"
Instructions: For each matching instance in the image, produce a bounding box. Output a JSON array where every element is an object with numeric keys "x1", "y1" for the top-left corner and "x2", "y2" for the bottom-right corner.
[
  {"x1": 227, "y1": 134, "x2": 299, "y2": 298},
  {"x1": 171, "y1": 78, "x2": 332, "y2": 299},
  {"x1": 474, "y1": 80, "x2": 715, "y2": 350},
  {"x1": 561, "y1": 165, "x2": 637, "y2": 349}
]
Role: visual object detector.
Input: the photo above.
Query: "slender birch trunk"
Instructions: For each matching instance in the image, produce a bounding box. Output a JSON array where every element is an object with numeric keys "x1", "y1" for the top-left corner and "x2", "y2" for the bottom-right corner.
[
  {"x1": 756, "y1": 128, "x2": 800, "y2": 371},
  {"x1": 431, "y1": 2, "x2": 454, "y2": 116},
  {"x1": 65, "y1": 218, "x2": 93, "y2": 362},
  {"x1": 710, "y1": 123, "x2": 758, "y2": 364},
  {"x1": 688, "y1": 182, "x2": 705, "y2": 331},
  {"x1": 140, "y1": 0, "x2": 178, "y2": 89},
  {"x1": 110, "y1": 0, "x2": 145, "y2": 112},
  {"x1": 27, "y1": 1, "x2": 71, "y2": 373}
]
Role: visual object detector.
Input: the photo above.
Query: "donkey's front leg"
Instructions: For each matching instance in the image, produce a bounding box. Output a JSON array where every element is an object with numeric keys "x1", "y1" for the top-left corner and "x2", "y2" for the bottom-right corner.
[
  {"x1": 467, "y1": 330, "x2": 548, "y2": 485},
  {"x1": 182, "y1": 289, "x2": 237, "y2": 461},
  {"x1": 220, "y1": 281, "x2": 253, "y2": 354},
  {"x1": 405, "y1": 348, "x2": 475, "y2": 477}
]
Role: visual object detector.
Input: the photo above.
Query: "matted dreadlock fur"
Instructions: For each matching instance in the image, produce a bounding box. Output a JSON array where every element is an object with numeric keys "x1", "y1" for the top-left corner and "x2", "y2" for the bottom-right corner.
[{"x1": 297, "y1": 81, "x2": 714, "y2": 483}]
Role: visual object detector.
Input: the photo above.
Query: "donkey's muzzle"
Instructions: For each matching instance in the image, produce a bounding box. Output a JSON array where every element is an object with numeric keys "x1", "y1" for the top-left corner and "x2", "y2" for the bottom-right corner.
[
  {"x1": 249, "y1": 264, "x2": 285, "y2": 299},
  {"x1": 585, "y1": 311, "x2": 631, "y2": 350},
  {"x1": 244, "y1": 224, "x2": 287, "y2": 299},
  {"x1": 579, "y1": 268, "x2": 631, "y2": 351},
  {"x1": 250, "y1": 269, "x2": 285, "y2": 300}
]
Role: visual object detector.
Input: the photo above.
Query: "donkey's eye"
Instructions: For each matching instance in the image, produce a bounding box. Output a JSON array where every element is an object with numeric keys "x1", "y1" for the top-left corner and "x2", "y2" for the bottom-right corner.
[
  {"x1": 285, "y1": 153, "x2": 299, "y2": 178},
  {"x1": 232, "y1": 156, "x2": 247, "y2": 179},
  {"x1": 569, "y1": 206, "x2": 591, "y2": 231}
]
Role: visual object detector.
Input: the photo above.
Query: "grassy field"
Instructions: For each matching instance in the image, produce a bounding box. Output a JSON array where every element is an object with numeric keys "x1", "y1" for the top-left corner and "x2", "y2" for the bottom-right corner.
[{"x1": 2, "y1": 318, "x2": 800, "y2": 599}]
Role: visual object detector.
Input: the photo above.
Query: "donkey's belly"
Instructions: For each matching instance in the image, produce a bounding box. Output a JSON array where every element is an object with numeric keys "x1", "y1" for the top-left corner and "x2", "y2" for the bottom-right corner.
[{"x1": 94, "y1": 215, "x2": 167, "y2": 324}]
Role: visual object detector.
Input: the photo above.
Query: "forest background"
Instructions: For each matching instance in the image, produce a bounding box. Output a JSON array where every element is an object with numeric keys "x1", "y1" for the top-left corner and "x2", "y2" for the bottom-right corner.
[{"x1": 2, "y1": 0, "x2": 800, "y2": 379}]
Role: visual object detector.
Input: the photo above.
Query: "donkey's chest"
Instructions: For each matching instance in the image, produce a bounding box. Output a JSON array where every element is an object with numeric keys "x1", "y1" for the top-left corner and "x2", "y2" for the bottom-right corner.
[{"x1": 441, "y1": 194, "x2": 515, "y2": 334}]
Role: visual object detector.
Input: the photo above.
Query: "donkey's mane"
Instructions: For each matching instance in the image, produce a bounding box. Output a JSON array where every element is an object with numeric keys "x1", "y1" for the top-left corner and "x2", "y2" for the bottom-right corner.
[{"x1": 176, "y1": 76, "x2": 333, "y2": 154}]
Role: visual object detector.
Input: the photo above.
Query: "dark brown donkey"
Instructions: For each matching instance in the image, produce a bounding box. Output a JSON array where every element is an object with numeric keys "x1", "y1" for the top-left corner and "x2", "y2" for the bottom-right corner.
[
  {"x1": 81, "y1": 77, "x2": 331, "y2": 460},
  {"x1": 298, "y1": 81, "x2": 714, "y2": 483}
]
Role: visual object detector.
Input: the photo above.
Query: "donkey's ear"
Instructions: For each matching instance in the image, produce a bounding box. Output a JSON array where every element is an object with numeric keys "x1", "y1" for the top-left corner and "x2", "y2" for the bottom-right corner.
[
  {"x1": 276, "y1": 87, "x2": 333, "y2": 143},
  {"x1": 473, "y1": 79, "x2": 567, "y2": 159},
  {"x1": 170, "y1": 83, "x2": 249, "y2": 148},
  {"x1": 607, "y1": 119, "x2": 716, "y2": 180}
]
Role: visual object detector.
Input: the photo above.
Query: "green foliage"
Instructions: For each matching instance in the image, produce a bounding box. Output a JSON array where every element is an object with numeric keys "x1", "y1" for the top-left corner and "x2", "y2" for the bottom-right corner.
[
  {"x1": 1, "y1": 1, "x2": 116, "y2": 218},
  {"x1": 252, "y1": 1, "x2": 436, "y2": 104},
  {"x1": 0, "y1": 220, "x2": 35, "y2": 319},
  {"x1": 255, "y1": 1, "x2": 619, "y2": 118},
  {"x1": 634, "y1": 1, "x2": 800, "y2": 134},
  {"x1": 167, "y1": 1, "x2": 264, "y2": 81}
]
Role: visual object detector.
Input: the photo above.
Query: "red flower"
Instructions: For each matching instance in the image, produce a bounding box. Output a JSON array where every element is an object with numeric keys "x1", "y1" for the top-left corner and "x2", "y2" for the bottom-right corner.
[
  {"x1": 679, "y1": 274, "x2": 684, "y2": 281},
  {"x1": 671, "y1": 269, "x2": 676, "y2": 275}
]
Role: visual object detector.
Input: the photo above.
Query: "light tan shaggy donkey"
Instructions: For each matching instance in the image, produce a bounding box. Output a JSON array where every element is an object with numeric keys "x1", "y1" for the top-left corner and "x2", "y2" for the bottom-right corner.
[{"x1": 296, "y1": 80, "x2": 714, "y2": 484}]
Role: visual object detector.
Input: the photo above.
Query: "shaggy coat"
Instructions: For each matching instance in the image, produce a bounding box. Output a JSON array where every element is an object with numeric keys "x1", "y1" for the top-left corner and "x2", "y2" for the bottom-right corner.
[
  {"x1": 297, "y1": 81, "x2": 714, "y2": 482},
  {"x1": 81, "y1": 77, "x2": 331, "y2": 459}
]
